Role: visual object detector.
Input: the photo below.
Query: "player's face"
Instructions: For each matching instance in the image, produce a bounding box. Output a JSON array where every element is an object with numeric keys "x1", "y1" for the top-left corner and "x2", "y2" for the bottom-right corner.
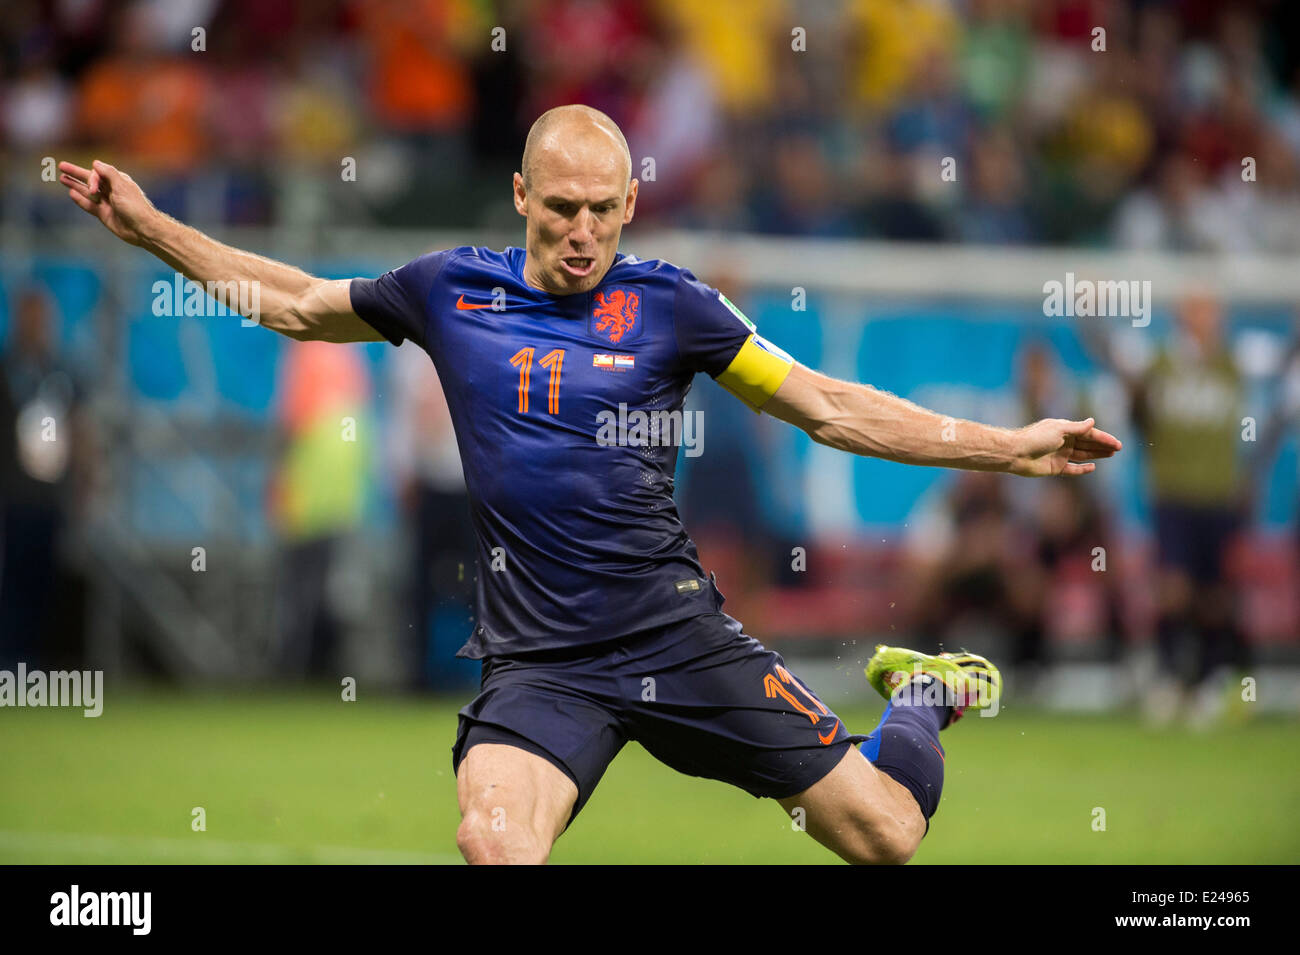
[{"x1": 514, "y1": 139, "x2": 637, "y2": 295}]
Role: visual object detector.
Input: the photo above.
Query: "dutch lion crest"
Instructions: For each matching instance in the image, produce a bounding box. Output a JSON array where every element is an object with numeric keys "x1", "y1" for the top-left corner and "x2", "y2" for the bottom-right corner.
[{"x1": 591, "y1": 288, "x2": 641, "y2": 344}]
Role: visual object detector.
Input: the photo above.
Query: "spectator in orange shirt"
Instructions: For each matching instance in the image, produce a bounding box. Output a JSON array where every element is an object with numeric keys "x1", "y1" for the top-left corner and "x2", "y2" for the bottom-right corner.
[
  {"x1": 353, "y1": 0, "x2": 476, "y2": 133},
  {"x1": 75, "y1": 5, "x2": 208, "y2": 174}
]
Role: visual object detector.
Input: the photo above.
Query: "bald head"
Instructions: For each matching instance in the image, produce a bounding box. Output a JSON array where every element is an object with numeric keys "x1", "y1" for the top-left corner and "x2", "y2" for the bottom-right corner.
[
  {"x1": 521, "y1": 105, "x2": 632, "y2": 191},
  {"x1": 513, "y1": 105, "x2": 639, "y2": 295}
]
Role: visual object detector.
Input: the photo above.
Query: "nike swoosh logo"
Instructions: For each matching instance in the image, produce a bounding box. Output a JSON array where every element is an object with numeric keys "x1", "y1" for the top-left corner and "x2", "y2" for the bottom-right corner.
[
  {"x1": 455, "y1": 294, "x2": 498, "y2": 310},
  {"x1": 817, "y1": 720, "x2": 841, "y2": 745}
]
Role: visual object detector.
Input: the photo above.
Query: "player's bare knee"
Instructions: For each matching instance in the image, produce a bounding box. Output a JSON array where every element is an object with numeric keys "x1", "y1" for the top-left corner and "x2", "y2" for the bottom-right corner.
[
  {"x1": 843, "y1": 828, "x2": 914, "y2": 865},
  {"x1": 839, "y1": 830, "x2": 906, "y2": 865},
  {"x1": 884, "y1": 814, "x2": 925, "y2": 864},
  {"x1": 456, "y1": 810, "x2": 549, "y2": 865},
  {"x1": 456, "y1": 811, "x2": 490, "y2": 863},
  {"x1": 842, "y1": 802, "x2": 924, "y2": 865}
]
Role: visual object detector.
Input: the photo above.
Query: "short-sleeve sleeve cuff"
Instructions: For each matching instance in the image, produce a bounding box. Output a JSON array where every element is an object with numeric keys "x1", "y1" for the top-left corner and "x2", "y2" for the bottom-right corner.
[{"x1": 350, "y1": 276, "x2": 412, "y2": 347}]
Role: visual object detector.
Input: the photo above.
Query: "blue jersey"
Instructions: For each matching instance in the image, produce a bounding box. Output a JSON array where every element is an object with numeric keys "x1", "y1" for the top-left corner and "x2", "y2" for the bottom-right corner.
[{"x1": 351, "y1": 246, "x2": 788, "y2": 658}]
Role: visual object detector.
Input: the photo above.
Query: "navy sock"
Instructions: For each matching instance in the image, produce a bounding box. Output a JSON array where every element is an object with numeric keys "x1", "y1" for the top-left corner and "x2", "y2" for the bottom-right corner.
[{"x1": 860, "y1": 676, "x2": 948, "y2": 823}]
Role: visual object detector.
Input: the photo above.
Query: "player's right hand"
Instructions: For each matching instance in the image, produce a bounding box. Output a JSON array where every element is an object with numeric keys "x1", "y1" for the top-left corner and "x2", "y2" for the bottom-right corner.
[
  {"x1": 1008, "y1": 416, "x2": 1122, "y2": 477},
  {"x1": 58, "y1": 159, "x2": 159, "y2": 247}
]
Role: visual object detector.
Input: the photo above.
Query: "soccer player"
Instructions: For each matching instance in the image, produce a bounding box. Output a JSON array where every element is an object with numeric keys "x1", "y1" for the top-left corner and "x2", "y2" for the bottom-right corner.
[{"x1": 58, "y1": 104, "x2": 1121, "y2": 864}]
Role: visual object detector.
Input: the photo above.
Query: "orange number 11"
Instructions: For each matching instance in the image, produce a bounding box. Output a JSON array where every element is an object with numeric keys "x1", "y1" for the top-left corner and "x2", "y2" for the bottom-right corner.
[{"x1": 510, "y1": 347, "x2": 564, "y2": 414}]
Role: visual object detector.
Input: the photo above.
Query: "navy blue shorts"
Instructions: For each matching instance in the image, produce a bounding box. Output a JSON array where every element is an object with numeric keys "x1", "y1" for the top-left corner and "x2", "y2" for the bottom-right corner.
[{"x1": 451, "y1": 611, "x2": 867, "y2": 826}]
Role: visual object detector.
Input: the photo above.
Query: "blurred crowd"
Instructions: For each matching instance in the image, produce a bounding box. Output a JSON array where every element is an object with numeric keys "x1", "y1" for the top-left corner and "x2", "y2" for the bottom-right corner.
[{"x1": 4, "y1": 0, "x2": 1300, "y2": 248}]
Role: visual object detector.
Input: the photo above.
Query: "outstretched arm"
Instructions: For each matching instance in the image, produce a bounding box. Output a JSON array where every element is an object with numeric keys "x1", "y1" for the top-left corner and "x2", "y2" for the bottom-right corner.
[
  {"x1": 761, "y1": 363, "x2": 1122, "y2": 477},
  {"x1": 58, "y1": 159, "x2": 383, "y2": 343}
]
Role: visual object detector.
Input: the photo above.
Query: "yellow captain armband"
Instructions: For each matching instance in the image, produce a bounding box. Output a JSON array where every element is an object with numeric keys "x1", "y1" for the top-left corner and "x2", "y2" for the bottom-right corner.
[{"x1": 716, "y1": 334, "x2": 796, "y2": 413}]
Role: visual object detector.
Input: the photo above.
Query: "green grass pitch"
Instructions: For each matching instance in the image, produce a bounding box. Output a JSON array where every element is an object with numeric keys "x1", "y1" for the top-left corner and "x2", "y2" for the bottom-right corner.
[{"x1": 1, "y1": 690, "x2": 1296, "y2": 863}]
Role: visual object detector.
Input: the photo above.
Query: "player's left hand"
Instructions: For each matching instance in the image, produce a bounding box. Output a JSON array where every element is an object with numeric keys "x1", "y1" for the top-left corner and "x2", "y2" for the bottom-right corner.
[
  {"x1": 1008, "y1": 417, "x2": 1122, "y2": 477},
  {"x1": 57, "y1": 159, "x2": 159, "y2": 247}
]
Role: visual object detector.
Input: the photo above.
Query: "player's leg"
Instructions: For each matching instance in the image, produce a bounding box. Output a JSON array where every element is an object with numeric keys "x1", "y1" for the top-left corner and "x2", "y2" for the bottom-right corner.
[
  {"x1": 776, "y1": 652, "x2": 987, "y2": 864},
  {"x1": 455, "y1": 735, "x2": 576, "y2": 865},
  {"x1": 776, "y1": 745, "x2": 926, "y2": 865},
  {"x1": 623, "y1": 612, "x2": 918, "y2": 862},
  {"x1": 450, "y1": 653, "x2": 628, "y2": 864},
  {"x1": 623, "y1": 614, "x2": 998, "y2": 865}
]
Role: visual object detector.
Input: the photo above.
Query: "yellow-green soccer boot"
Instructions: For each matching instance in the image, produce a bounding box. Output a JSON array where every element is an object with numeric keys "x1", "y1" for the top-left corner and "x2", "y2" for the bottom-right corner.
[{"x1": 864, "y1": 645, "x2": 1002, "y2": 728}]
